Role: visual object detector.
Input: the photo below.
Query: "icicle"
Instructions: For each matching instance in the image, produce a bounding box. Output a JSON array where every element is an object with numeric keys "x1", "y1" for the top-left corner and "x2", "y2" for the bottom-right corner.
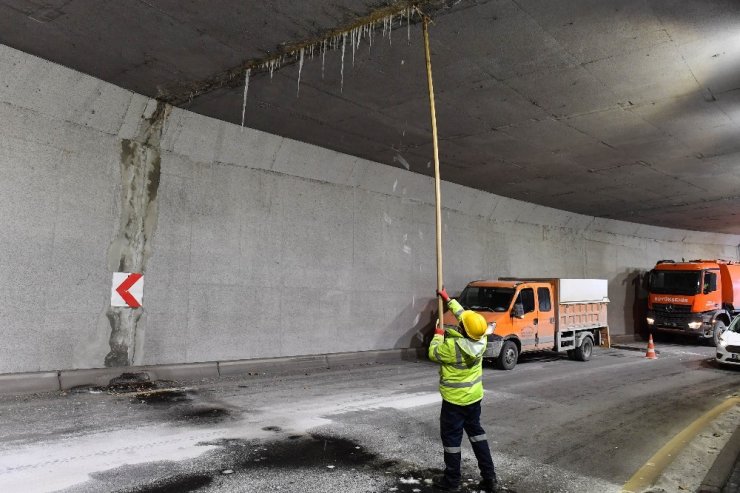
[
  {"x1": 321, "y1": 39, "x2": 326, "y2": 79},
  {"x1": 388, "y1": 14, "x2": 393, "y2": 45},
  {"x1": 351, "y1": 27, "x2": 356, "y2": 67},
  {"x1": 240, "y1": 68, "x2": 250, "y2": 130},
  {"x1": 407, "y1": 8, "x2": 411, "y2": 43},
  {"x1": 356, "y1": 27, "x2": 361, "y2": 59},
  {"x1": 269, "y1": 59, "x2": 275, "y2": 79},
  {"x1": 296, "y1": 47, "x2": 304, "y2": 97},
  {"x1": 340, "y1": 32, "x2": 347, "y2": 92}
]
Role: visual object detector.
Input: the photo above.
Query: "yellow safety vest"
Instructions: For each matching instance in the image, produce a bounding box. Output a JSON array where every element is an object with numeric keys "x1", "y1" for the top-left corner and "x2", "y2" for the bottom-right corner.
[{"x1": 428, "y1": 299, "x2": 486, "y2": 405}]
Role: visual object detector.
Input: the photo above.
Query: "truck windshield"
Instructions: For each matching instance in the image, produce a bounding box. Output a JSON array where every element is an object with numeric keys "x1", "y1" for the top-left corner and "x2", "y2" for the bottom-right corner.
[
  {"x1": 459, "y1": 286, "x2": 515, "y2": 312},
  {"x1": 649, "y1": 270, "x2": 701, "y2": 295}
]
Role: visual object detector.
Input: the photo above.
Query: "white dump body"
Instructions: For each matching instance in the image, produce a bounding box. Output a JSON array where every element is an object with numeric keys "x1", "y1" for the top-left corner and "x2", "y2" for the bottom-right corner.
[{"x1": 558, "y1": 279, "x2": 609, "y2": 304}]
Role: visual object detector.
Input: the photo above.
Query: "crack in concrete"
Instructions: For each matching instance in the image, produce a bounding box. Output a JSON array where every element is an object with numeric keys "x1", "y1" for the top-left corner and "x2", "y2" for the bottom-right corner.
[{"x1": 104, "y1": 101, "x2": 171, "y2": 367}]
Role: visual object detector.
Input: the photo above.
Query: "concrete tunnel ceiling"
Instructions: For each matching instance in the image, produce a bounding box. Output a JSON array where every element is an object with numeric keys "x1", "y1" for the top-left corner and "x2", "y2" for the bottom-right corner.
[{"x1": 2, "y1": 0, "x2": 740, "y2": 233}]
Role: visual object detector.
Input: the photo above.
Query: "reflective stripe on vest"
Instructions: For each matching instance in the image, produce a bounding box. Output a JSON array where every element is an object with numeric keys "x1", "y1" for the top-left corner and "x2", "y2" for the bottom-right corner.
[
  {"x1": 440, "y1": 376, "x2": 482, "y2": 388},
  {"x1": 450, "y1": 355, "x2": 482, "y2": 370},
  {"x1": 449, "y1": 299, "x2": 465, "y2": 319}
]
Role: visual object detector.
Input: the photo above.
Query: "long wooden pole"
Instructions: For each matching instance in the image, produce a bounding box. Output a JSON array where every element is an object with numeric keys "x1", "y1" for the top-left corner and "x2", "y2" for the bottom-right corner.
[{"x1": 422, "y1": 17, "x2": 445, "y2": 329}]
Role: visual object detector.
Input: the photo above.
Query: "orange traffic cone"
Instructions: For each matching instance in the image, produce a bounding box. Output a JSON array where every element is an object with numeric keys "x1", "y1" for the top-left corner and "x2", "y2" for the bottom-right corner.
[{"x1": 645, "y1": 334, "x2": 658, "y2": 359}]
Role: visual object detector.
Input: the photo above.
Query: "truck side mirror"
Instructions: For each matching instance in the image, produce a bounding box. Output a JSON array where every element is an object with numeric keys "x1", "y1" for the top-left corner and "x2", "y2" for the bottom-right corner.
[
  {"x1": 647, "y1": 270, "x2": 655, "y2": 289},
  {"x1": 512, "y1": 303, "x2": 524, "y2": 318}
]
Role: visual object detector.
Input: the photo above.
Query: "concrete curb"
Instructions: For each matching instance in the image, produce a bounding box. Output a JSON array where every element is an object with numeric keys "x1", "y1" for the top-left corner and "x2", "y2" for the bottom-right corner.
[
  {"x1": 0, "y1": 371, "x2": 60, "y2": 394},
  {"x1": 699, "y1": 423, "x2": 740, "y2": 493},
  {"x1": 0, "y1": 348, "x2": 427, "y2": 394},
  {"x1": 325, "y1": 348, "x2": 425, "y2": 367},
  {"x1": 218, "y1": 355, "x2": 329, "y2": 377},
  {"x1": 146, "y1": 362, "x2": 220, "y2": 382},
  {"x1": 611, "y1": 344, "x2": 660, "y2": 354}
]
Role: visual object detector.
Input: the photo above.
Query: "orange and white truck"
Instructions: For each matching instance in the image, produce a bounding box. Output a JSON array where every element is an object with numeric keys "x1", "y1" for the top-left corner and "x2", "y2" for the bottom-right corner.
[
  {"x1": 646, "y1": 259, "x2": 740, "y2": 345},
  {"x1": 443, "y1": 278, "x2": 610, "y2": 370}
]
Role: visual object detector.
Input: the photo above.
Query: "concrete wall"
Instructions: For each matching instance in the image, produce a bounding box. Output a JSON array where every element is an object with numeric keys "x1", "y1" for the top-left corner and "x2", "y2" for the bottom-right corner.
[{"x1": 1, "y1": 44, "x2": 739, "y2": 374}]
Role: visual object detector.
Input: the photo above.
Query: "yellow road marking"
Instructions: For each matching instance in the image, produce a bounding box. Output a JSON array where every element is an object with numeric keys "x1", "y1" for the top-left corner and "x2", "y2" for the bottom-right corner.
[{"x1": 622, "y1": 396, "x2": 740, "y2": 493}]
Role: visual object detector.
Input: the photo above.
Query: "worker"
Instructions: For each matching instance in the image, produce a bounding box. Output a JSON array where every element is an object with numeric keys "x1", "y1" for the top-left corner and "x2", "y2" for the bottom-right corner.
[{"x1": 430, "y1": 288, "x2": 501, "y2": 493}]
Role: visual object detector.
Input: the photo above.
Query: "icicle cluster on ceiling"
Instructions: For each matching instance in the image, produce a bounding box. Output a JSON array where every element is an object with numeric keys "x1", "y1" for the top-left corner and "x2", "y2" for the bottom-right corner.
[{"x1": 239, "y1": 6, "x2": 419, "y2": 128}]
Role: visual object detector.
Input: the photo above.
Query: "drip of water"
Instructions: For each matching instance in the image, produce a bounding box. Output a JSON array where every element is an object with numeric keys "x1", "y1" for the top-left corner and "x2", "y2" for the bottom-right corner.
[
  {"x1": 240, "y1": 68, "x2": 250, "y2": 130},
  {"x1": 394, "y1": 153, "x2": 411, "y2": 171},
  {"x1": 340, "y1": 32, "x2": 347, "y2": 92}
]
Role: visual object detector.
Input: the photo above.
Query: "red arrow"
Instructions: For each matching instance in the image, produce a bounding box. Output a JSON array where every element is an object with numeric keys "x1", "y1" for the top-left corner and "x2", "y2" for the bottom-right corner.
[{"x1": 116, "y1": 273, "x2": 143, "y2": 308}]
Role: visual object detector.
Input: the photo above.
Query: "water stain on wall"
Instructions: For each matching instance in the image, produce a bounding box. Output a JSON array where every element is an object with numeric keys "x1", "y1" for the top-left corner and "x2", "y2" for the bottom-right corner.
[{"x1": 104, "y1": 101, "x2": 171, "y2": 367}]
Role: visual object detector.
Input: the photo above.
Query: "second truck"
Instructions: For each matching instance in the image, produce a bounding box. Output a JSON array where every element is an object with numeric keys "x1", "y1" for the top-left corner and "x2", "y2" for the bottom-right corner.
[{"x1": 646, "y1": 259, "x2": 740, "y2": 345}]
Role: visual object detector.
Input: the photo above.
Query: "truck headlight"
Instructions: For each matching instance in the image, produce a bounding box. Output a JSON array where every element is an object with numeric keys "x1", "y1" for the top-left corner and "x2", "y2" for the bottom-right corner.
[
  {"x1": 646, "y1": 317, "x2": 655, "y2": 325},
  {"x1": 485, "y1": 322, "x2": 496, "y2": 335},
  {"x1": 688, "y1": 321, "x2": 702, "y2": 329},
  {"x1": 719, "y1": 337, "x2": 728, "y2": 348}
]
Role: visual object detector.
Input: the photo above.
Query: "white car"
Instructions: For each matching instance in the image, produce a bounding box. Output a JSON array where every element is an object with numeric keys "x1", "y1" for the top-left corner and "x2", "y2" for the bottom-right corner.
[{"x1": 716, "y1": 318, "x2": 740, "y2": 367}]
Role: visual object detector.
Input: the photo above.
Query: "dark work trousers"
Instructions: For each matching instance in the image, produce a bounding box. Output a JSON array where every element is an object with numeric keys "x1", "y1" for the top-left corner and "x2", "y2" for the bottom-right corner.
[{"x1": 440, "y1": 399, "x2": 496, "y2": 486}]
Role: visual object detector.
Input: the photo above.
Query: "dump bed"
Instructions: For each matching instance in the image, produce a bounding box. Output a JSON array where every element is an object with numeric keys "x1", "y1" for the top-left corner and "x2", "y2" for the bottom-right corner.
[{"x1": 554, "y1": 279, "x2": 609, "y2": 340}]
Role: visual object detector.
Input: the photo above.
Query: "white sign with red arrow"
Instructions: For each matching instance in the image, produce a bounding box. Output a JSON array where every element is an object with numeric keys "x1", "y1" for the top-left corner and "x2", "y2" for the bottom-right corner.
[{"x1": 111, "y1": 272, "x2": 144, "y2": 308}]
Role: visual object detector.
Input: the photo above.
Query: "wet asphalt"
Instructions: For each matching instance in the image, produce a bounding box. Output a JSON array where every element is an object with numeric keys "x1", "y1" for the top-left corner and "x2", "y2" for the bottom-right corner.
[{"x1": 0, "y1": 336, "x2": 738, "y2": 493}]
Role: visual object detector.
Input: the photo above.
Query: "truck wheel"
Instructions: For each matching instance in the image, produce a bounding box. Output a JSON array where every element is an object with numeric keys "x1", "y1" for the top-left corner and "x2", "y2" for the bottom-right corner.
[
  {"x1": 495, "y1": 341, "x2": 518, "y2": 370},
  {"x1": 574, "y1": 337, "x2": 593, "y2": 362},
  {"x1": 713, "y1": 320, "x2": 727, "y2": 347},
  {"x1": 567, "y1": 349, "x2": 576, "y2": 360}
]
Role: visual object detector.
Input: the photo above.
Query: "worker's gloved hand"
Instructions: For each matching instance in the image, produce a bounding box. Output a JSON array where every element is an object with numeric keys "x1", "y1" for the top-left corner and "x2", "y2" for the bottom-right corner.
[
  {"x1": 436, "y1": 288, "x2": 450, "y2": 302},
  {"x1": 434, "y1": 321, "x2": 445, "y2": 336}
]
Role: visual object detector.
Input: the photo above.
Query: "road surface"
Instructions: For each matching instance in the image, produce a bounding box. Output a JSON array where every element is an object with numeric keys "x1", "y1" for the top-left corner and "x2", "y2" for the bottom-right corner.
[{"x1": 0, "y1": 340, "x2": 737, "y2": 492}]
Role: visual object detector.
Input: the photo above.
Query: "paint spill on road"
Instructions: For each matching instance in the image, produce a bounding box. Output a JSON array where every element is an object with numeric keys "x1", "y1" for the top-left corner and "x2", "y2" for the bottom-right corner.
[
  {"x1": 187, "y1": 433, "x2": 493, "y2": 492},
  {"x1": 126, "y1": 474, "x2": 212, "y2": 493},
  {"x1": 134, "y1": 388, "x2": 237, "y2": 424}
]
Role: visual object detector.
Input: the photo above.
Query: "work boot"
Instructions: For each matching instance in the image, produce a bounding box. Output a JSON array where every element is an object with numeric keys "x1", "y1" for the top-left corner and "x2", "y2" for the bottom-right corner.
[
  {"x1": 432, "y1": 475, "x2": 461, "y2": 491},
  {"x1": 477, "y1": 478, "x2": 511, "y2": 492}
]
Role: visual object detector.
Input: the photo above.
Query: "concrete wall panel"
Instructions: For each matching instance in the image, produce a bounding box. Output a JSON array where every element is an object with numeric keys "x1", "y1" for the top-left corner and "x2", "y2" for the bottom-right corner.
[{"x1": 1, "y1": 43, "x2": 740, "y2": 374}]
